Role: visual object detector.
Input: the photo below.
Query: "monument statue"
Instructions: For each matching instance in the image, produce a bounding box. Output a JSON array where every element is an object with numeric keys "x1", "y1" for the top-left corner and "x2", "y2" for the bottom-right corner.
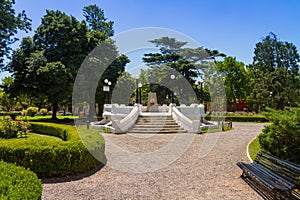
[
  {"x1": 147, "y1": 72, "x2": 158, "y2": 111},
  {"x1": 149, "y1": 73, "x2": 154, "y2": 92}
]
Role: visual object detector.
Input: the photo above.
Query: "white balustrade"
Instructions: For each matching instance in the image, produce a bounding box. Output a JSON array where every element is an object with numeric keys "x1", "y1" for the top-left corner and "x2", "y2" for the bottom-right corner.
[
  {"x1": 112, "y1": 105, "x2": 139, "y2": 133},
  {"x1": 172, "y1": 106, "x2": 200, "y2": 133}
]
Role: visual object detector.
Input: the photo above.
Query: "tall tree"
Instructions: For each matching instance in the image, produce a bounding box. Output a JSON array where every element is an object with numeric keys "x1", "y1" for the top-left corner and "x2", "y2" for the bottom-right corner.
[
  {"x1": 216, "y1": 57, "x2": 248, "y2": 111},
  {"x1": 0, "y1": 0, "x2": 31, "y2": 68},
  {"x1": 251, "y1": 33, "x2": 300, "y2": 111},
  {"x1": 32, "y1": 10, "x2": 96, "y2": 118},
  {"x1": 95, "y1": 54, "x2": 130, "y2": 116},
  {"x1": 143, "y1": 37, "x2": 215, "y2": 104},
  {"x1": 6, "y1": 6, "x2": 126, "y2": 119},
  {"x1": 83, "y1": 4, "x2": 114, "y2": 37},
  {"x1": 33, "y1": 10, "x2": 88, "y2": 75},
  {"x1": 0, "y1": 77, "x2": 16, "y2": 111},
  {"x1": 4, "y1": 37, "x2": 37, "y2": 97},
  {"x1": 36, "y1": 62, "x2": 72, "y2": 119}
]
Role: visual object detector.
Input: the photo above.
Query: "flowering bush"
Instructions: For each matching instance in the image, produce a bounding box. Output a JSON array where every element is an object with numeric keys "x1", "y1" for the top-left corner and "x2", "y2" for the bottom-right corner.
[
  {"x1": 27, "y1": 107, "x2": 38, "y2": 117},
  {"x1": 40, "y1": 108, "x2": 48, "y2": 116},
  {"x1": 22, "y1": 109, "x2": 28, "y2": 116},
  {"x1": 0, "y1": 116, "x2": 30, "y2": 139}
]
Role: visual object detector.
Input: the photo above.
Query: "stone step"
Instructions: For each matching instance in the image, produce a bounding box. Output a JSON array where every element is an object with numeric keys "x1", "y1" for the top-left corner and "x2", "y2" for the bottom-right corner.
[
  {"x1": 127, "y1": 115, "x2": 187, "y2": 134},
  {"x1": 136, "y1": 121, "x2": 177, "y2": 124},
  {"x1": 134, "y1": 124, "x2": 181, "y2": 128},
  {"x1": 130, "y1": 127, "x2": 184, "y2": 131},
  {"x1": 139, "y1": 115, "x2": 173, "y2": 118},
  {"x1": 127, "y1": 129, "x2": 188, "y2": 134},
  {"x1": 138, "y1": 118, "x2": 174, "y2": 121}
]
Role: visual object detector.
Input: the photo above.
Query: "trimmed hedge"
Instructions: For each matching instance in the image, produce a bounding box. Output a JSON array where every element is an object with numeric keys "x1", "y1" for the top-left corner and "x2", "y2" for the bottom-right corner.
[
  {"x1": 206, "y1": 114, "x2": 268, "y2": 122},
  {"x1": 0, "y1": 112, "x2": 22, "y2": 120},
  {"x1": 259, "y1": 108, "x2": 300, "y2": 164},
  {"x1": 0, "y1": 161, "x2": 42, "y2": 199},
  {"x1": 0, "y1": 123, "x2": 106, "y2": 177}
]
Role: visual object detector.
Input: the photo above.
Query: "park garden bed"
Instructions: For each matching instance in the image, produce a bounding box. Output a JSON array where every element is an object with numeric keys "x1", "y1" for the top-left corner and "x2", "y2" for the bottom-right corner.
[{"x1": 0, "y1": 122, "x2": 106, "y2": 178}]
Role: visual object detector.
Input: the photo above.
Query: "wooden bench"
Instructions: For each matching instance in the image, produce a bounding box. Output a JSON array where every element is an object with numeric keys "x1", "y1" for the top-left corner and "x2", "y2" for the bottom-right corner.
[{"x1": 237, "y1": 151, "x2": 300, "y2": 199}]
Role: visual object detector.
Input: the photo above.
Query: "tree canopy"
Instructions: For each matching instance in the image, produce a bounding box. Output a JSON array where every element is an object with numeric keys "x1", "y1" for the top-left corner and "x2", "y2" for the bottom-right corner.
[
  {"x1": 250, "y1": 33, "x2": 300, "y2": 111},
  {"x1": 216, "y1": 57, "x2": 248, "y2": 111},
  {"x1": 3, "y1": 5, "x2": 128, "y2": 119},
  {"x1": 83, "y1": 4, "x2": 114, "y2": 37},
  {"x1": 0, "y1": 0, "x2": 31, "y2": 68}
]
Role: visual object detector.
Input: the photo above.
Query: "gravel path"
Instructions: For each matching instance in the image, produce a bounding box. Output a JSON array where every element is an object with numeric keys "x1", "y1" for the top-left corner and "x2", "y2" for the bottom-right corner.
[{"x1": 42, "y1": 122, "x2": 266, "y2": 200}]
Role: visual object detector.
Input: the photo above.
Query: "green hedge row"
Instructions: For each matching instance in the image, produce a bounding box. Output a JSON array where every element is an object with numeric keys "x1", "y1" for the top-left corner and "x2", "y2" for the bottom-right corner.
[
  {"x1": 0, "y1": 161, "x2": 42, "y2": 199},
  {"x1": 206, "y1": 114, "x2": 268, "y2": 122},
  {"x1": 0, "y1": 123, "x2": 106, "y2": 177},
  {"x1": 0, "y1": 112, "x2": 22, "y2": 120},
  {"x1": 30, "y1": 123, "x2": 69, "y2": 141}
]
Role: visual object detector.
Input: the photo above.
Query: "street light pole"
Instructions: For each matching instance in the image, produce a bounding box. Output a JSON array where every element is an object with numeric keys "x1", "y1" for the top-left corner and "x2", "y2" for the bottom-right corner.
[
  {"x1": 138, "y1": 83, "x2": 142, "y2": 105},
  {"x1": 136, "y1": 77, "x2": 139, "y2": 104},
  {"x1": 199, "y1": 79, "x2": 204, "y2": 104},
  {"x1": 170, "y1": 74, "x2": 175, "y2": 104},
  {"x1": 269, "y1": 91, "x2": 273, "y2": 108},
  {"x1": 103, "y1": 79, "x2": 111, "y2": 104}
]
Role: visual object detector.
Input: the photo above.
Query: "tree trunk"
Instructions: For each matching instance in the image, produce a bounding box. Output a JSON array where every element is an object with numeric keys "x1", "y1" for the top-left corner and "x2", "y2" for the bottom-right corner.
[
  {"x1": 52, "y1": 102, "x2": 58, "y2": 120},
  {"x1": 97, "y1": 99, "x2": 104, "y2": 117}
]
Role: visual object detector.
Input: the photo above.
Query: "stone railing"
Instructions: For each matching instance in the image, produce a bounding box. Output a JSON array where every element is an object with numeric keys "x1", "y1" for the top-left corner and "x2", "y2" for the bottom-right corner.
[
  {"x1": 171, "y1": 106, "x2": 200, "y2": 133},
  {"x1": 177, "y1": 104, "x2": 205, "y2": 120},
  {"x1": 103, "y1": 104, "x2": 134, "y2": 121},
  {"x1": 112, "y1": 105, "x2": 139, "y2": 134}
]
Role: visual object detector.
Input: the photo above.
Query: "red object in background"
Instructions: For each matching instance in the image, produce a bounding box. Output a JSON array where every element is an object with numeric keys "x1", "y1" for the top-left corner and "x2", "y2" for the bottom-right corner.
[
  {"x1": 227, "y1": 101, "x2": 248, "y2": 112},
  {"x1": 237, "y1": 101, "x2": 248, "y2": 111}
]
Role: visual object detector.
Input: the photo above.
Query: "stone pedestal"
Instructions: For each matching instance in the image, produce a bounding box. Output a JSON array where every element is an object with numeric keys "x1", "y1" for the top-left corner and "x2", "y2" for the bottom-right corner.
[{"x1": 147, "y1": 92, "x2": 159, "y2": 112}]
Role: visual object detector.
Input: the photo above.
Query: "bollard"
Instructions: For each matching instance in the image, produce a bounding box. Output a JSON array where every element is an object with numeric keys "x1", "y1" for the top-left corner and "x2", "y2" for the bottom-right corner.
[
  {"x1": 87, "y1": 119, "x2": 89, "y2": 130},
  {"x1": 221, "y1": 120, "x2": 224, "y2": 131}
]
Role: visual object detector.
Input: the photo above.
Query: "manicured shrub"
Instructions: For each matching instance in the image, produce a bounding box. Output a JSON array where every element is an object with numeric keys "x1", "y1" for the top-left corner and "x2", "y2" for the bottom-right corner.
[
  {"x1": 0, "y1": 123, "x2": 106, "y2": 177},
  {"x1": 205, "y1": 113, "x2": 268, "y2": 122},
  {"x1": 0, "y1": 161, "x2": 42, "y2": 199},
  {"x1": 0, "y1": 112, "x2": 22, "y2": 120},
  {"x1": 21, "y1": 109, "x2": 28, "y2": 117},
  {"x1": 40, "y1": 108, "x2": 48, "y2": 116},
  {"x1": 258, "y1": 108, "x2": 300, "y2": 164},
  {"x1": 29, "y1": 123, "x2": 68, "y2": 141},
  {"x1": 27, "y1": 107, "x2": 38, "y2": 117}
]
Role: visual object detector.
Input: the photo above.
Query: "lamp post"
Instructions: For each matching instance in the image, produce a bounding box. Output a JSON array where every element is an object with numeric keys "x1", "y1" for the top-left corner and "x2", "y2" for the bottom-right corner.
[
  {"x1": 269, "y1": 91, "x2": 273, "y2": 108},
  {"x1": 195, "y1": 79, "x2": 204, "y2": 104},
  {"x1": 136, "y1": 77, "x2": 139, "y2": 104},
  {"x1": 170, "y1": 74, "x2": 175, "y2": 104},
  {"x1": 103, "y1": 79, "x2": 111, "y2": 104},
  {"x1": 138, "y1": 82, "x2": 143, "y2": 105},
  {"x1": 199, "y1": 79, "x2": 204, "y2": 104}
]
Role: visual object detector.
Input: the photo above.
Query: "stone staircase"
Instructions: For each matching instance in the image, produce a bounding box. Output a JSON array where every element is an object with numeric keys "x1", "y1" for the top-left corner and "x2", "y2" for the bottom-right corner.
[{"x1": 127, "y1": 115, "x2": 187, "y2": 134}]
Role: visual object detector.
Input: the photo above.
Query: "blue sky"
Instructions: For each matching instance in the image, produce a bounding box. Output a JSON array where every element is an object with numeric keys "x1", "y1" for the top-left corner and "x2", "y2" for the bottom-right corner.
[{"x1": 2, "y1": 0, "x2": 300, "y2": 79}]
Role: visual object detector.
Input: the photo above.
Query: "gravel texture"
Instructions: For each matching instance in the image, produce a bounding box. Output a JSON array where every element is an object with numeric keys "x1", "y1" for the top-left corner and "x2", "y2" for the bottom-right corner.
[{"x1": 42, "y1": 122, "x2": 266, "y2": 200}]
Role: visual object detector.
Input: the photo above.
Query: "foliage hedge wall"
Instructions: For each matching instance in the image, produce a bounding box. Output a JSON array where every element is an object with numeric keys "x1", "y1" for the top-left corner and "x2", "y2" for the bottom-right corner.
[
  {"x1": 0, "y1": 161, "x2": 42, "y2": 199},
  {"x1": 258, "y1": 108, "x2": 300, "y2": 164},
  {"x1": 0, "y1": 112, "x2": 22, "y2": 120},
  {"x1": 0, "y1": 123, "x2": 106, "y2": 177},
  {"x1": 206, "y1": 114, "x2": 268, "y2": 122}
]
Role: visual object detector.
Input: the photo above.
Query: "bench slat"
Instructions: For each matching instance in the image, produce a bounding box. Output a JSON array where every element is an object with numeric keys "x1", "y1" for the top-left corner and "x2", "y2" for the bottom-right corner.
[
  {"x1": 256, "y1": 151, "x2": 300, "y2": 186},
  {"x1": 237, "y1": 151, "x2": 300, "y2": 199},
  {"x1": 237, "y1": 162, "x2": 288, "y2": 190}
]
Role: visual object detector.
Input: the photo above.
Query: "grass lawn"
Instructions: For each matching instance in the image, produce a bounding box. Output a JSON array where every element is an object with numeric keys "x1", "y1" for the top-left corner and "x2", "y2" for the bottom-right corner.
[
  {"x1": 248, "y1": 137, "x2": 262, "y2": 161},
  {"x1": 200, "y1": 125, "x2": 232, "y2": 133},
  {"x1": 25, "y1": 132, "x2": 63, "y2": 142},
  {"x1": 0, "y1": 132, "x2": 63, "y2": 143}
]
